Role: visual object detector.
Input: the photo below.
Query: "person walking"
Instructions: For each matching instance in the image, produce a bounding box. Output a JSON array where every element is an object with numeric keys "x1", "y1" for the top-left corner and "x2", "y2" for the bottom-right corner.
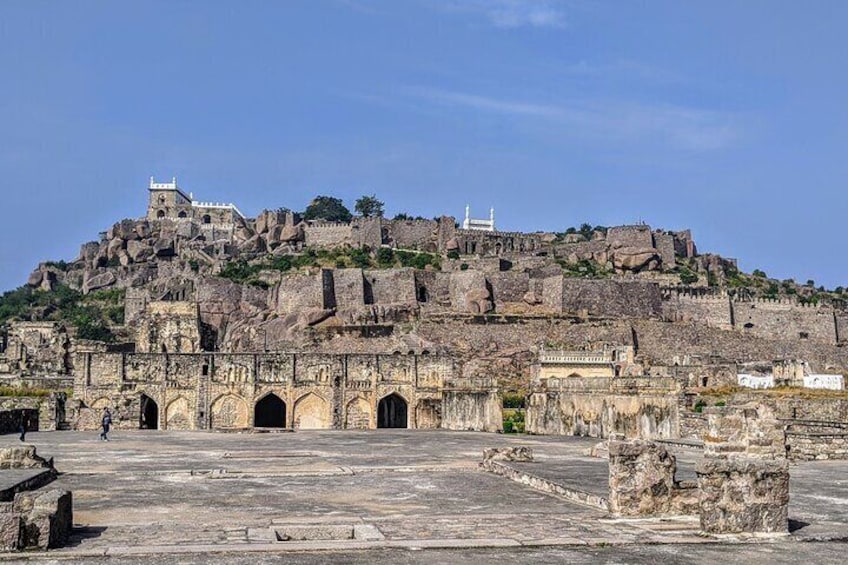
[
  {"x1": 100, "y1": 408, "x2": 112, "y2": 441},
  {"x1": 18, "y1": 417, "x2": 26, "y2": 442}
]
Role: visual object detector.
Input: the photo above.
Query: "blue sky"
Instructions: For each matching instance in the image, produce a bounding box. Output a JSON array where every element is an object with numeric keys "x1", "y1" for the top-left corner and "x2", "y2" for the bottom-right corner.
[{"x1": 1, "y1": 1, "x2": 846, "y2": 291}]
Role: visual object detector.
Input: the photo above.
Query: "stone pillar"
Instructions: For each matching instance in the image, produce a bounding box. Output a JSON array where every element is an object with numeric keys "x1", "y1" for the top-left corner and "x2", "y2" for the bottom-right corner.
[
  {"x1": 696, "y1": 458, "x2": 789, "y2": 535},
  {"x1": 703, "y1": 403, "x2": 786, "y2": 460},
  {"x1": 608, "y1": 440, "x2": 676, "y2": 516}
]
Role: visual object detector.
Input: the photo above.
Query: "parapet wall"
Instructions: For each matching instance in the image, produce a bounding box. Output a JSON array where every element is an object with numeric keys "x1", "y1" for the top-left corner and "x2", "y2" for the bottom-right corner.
[
  {"x1": 733, "y1": 299, "x2": 837, "y2": 344},
  {"x1": 304, "y1": 223, "x2": 354, "y2": 248},
  {"x1": 659, "y1": 289, "x2": 840, "y2": 345}
]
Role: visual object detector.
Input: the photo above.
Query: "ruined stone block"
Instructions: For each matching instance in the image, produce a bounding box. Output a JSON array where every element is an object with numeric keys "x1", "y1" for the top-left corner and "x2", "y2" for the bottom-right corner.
[
  {"x1": 482, "y1": 447, "x2": 534, "y2": 463},
  {"x1": 696, "y1": 458, "x2": 789, "y2": 535},
  {"x1": 0, "y1": 512, "x2": 21, "y2": 551},
  {"x1": 608, "y1": 440, "x2": 676, "y2": 516},
  {"x1": 0, "y1": 445, "x2": 51, "y2": 470},
  {"x1": 13, "y1": 490, "x2": 73, "y2": 549},
  {"x1": 703, "y1": 403, "x2": 786, "y2": 460}
]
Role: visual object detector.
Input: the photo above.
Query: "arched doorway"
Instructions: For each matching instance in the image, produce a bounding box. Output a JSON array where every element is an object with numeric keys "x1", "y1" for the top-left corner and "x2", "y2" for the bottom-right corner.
[
  {"x1": 377, "y1": 393, "x2": 408, "y2": 428},
  {"x1": 140, "y1": 394, "x2": 159, "y2": 429},
  {"x1": 254, "y1": 394, "x2": 287, "y2": 428}
]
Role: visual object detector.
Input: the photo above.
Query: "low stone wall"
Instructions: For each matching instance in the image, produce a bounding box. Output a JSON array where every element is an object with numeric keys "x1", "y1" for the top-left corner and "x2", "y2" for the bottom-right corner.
[
  {"x1": 785, "y1": 421, "x2": 848, "y2": 460},
  {"x1": 480, "y1": 458, "x2": 609, "y2": 511}
]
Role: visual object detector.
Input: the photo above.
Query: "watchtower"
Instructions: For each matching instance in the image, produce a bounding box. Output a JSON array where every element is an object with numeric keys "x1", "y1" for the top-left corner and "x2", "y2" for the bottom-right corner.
[{"x1": 147, "y1": 176, "x2": 193, "y2": 221}]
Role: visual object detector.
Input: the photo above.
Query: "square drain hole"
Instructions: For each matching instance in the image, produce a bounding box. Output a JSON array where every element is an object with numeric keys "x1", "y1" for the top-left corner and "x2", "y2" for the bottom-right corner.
[{"x1": 273, "y1": 524, "x2": 384, "y2": 542}]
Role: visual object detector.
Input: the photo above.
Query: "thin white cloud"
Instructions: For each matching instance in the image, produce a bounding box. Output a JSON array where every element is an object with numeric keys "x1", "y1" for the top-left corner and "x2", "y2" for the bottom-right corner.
[
  {"x1": 406, "y1": 87, "x2": 562, "y2": 117},
  {"x1": 403, "y1": 87, "x2": 737, "y2": 151},
  {"x1": 437, "y1": 0, "x2": 567, "y2": 29}
]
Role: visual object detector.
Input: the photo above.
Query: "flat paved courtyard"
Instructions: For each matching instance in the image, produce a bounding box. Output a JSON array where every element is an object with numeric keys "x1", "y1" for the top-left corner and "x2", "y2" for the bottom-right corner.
[{"x1": 1, "y1": 429, "x2": 847, "y2": 563}]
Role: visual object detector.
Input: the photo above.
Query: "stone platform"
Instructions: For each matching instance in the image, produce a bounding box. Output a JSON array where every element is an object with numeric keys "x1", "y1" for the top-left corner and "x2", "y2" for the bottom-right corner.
[
  {"x1": 0, "y1": 469, "x2": 55, "y2": 502},
  {"x1": 0, "y1": 430, "x2": 846, "y2": 563}
]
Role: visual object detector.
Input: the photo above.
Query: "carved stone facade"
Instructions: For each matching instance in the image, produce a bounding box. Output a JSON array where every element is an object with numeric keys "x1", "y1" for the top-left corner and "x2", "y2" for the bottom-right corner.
[{"x1": 72, "y1": 351, "x2": 501, "y2": 432}]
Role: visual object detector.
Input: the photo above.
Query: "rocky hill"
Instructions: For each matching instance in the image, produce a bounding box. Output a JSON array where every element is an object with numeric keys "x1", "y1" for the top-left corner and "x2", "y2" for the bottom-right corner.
[{"x1": 2, "y1": 188, "x2": 848, "y2": 393}]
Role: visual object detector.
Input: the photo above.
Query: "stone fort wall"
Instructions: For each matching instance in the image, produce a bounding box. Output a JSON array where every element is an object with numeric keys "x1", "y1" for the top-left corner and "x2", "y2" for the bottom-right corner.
[{"x1": 661, "y1": 288, "x2": 839, "y2": 345}]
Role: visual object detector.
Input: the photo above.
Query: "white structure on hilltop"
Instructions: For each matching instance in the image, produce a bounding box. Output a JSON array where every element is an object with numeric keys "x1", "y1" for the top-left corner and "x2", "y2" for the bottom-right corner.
[
  {"x1": 147, "y1": 176, "x2": 244, "y2": 225},
  {"x1": 463, "y1": 205, "x2": 495, "y2": 232}
]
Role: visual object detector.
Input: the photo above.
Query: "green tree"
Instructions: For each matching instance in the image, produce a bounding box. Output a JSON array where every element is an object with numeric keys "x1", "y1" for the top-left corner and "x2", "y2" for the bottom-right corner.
[
  {"x1": 354, "y1": 194, "x2": 384, "y2": 218},
  {"x1": 303, "y1": 196, "x2": 352, "y2": 223}
]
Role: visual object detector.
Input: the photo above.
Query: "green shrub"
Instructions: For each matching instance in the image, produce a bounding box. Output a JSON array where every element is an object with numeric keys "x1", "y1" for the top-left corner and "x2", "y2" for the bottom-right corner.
[
  {"x1": 349, "y1": 248, "x2": 371, "y2": 269},
  {"x1": 503, "y1": 409, "x2": 526, "y2": 433},
  {"x1": 446, "y1": 250, "x2": 460, "y2": 260},
  {"x1": 265, "y1": 256, "x2": 293, "y2": 272},
  {"x1": 460, "y1": 263, "x2": 469, "y2": 271},
  {"x1": 219, "y1": 260, "x2": 260, "y2": 284},
  {"x1": 377, "y1": 247, "x2": 395, "y2": 267},
  {"x1": 502, "y1": 393, "x2": 525, "y2": 409},
  {"x1": 679, "y1": 270, "x2": 699, "y2": 285}
]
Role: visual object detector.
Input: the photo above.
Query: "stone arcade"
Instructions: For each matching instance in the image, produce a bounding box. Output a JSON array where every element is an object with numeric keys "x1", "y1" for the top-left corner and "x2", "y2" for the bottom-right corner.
[{"x1": 73, "y1": 350, "x2": 501, "y2": 433}]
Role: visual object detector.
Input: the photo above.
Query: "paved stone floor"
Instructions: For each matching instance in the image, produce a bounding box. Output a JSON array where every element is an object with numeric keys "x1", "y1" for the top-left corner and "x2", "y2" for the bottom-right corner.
[{"x1": 0, "y1": 430, "x2": 846, "y2": 563}]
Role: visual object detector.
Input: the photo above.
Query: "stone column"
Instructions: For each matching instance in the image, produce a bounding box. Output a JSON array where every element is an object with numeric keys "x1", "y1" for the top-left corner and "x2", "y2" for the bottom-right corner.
[
  {"x1": 608, "y1": 440, "x2": 676, "y2": 516},
  {"x1": 703, "y1": 403, "x2": 786, "y2": 460},
  {"x1": 696, "y1": 458, "x2": 789, "y2": 535}
]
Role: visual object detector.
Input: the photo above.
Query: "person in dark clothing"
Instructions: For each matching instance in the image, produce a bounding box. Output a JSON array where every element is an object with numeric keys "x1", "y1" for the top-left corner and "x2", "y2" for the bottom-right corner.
[
  {"x1": 18, "y1": 419, "x2": 26, "y2": 442},
  {"x1": 100, "y1": 408, "x2": 112, "y2": 441}
]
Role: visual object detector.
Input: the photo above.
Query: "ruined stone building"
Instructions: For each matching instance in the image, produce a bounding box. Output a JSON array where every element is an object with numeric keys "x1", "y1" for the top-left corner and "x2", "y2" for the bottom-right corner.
[{"x1": 3, "y1": 176, "x2": 847, "y2": 449}]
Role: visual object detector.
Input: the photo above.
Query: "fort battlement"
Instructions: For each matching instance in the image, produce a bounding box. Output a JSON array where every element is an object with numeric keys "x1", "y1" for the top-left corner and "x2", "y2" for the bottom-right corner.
[
  {"x1": 662, "y1": 287, "x2": 729, "y2": 301},
  {"x1": 307, "y1": 221, "x2": 352, "y2": 229},
  {"x1": 737, "y1": 297, "x2": 825, "y2": 309}
]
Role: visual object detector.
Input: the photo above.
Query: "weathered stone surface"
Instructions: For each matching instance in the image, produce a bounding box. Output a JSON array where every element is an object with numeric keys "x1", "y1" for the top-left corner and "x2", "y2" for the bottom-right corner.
[
  {"x1": 26, "y1": 270, "x2": 43, "y2": 287},
  {"x1": 83, "y1": 271, "x2": 117, "y2": 292},
  {"x1": 608, "y1": 440, "x2": 676, "y2": 516},
  {"x1": 152, "y1": 237, "x2": 176, "y2": 257},
  {"x1": 279, "y1": 222, "x2": 304, "y2": 243},
  {"x1": 127, "y1": 240, "x2": 153, "y2": 262},
  {"x1": 563, "y1": 233, "x2": 586, "y2": 244},
  {"x1": 0, "y1": 512, "x2": 21, "y2": 551},
  {"x1": 522, "y1": 290, "x2": 541, "y2": 305},
  {"x1": 134, "y1": 220, "x2": 151, "y2": 239},
  {"x1": 0, "y1": 445, "x2": 52, "y2": 470},
  {"x1": 482, "y1": 446, "x2": 534, "y2": 462},
  {"x1": 611, "y1": 246, "x2": 660, "y2": 272},
  {"x1": 703, "y1": 403, "x2": 786, "y2": 460},
  {"x1": 696, "y1": 458, "x2": 789, "y2": 535},
  {"x1": 106, "y1": 237, "x2": 125, "y2": 260}
]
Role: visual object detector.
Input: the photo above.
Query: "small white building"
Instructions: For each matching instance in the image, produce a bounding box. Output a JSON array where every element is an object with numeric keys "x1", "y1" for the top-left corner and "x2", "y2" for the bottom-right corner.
[
  {"x1": 803, "y1": 374, "x2": 844, "y2": 391},
  {"x1": 462, "y1": 205, "x2": 495, "y2": 232},
  {"x1": 737, "y1": 374, "x2": 775, "y2": 389}
]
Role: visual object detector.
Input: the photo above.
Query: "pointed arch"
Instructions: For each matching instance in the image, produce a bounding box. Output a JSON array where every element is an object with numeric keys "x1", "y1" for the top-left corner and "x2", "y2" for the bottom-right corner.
[
  {"x1": 377, "y1": 393, "x2": 408, "y2": 428},
  {"x1": 140, "y1": 393, "x2": 159, "y2": 430},
  {"x1": 254, "y1": 392, "x2": 287, "y2": 428},
  {"x1": 345, "y1": 396, "x2": 371, "y2": 429},
  {"x1": 210, "y1": 394, "x2": 249, "y2": 429},
  {"x1": 164, "y1": 396, "x2": 191, "y2": 430},
  {"x1": 293, "y1": 392, "x2": 331, "y2": 429}
]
